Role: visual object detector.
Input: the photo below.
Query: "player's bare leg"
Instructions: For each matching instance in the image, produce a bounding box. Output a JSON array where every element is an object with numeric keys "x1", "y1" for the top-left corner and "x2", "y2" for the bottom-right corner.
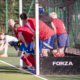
[
  {"x1": 58, "y1": 47, "x2": 65, "y2": 57},
  {"x1": 41, "y1": 49, "x2": 48, "y2": 57},
  {"x1": 52, "y1": 49, "x2": 61, "y2": 57}
]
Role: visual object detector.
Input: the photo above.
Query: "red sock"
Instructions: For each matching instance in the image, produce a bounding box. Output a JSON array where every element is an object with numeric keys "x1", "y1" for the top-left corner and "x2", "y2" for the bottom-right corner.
[
  {"x1": 27, "y1": 55, "x2": 36, "y2": 68},
  {"x1": 21, "y1": 55, "x2": 31, "y2": 66},
  {"x1": 54, "y1": 52, "x2": 60, "y2": 57},
  {"x1": 61, "y1": 53, "x2": 65, "y2": 57}
]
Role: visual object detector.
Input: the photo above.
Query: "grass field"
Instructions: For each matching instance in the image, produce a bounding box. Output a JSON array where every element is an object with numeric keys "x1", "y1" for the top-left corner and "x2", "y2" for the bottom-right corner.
[{"x1": 0, "y1": 47, "x2": 80, "y2": 80}]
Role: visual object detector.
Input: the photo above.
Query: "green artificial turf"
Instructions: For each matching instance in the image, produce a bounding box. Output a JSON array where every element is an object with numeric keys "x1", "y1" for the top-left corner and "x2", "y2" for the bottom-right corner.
[
  {"x1": 0, "y1": 61, "x2": 43, "y2": 80},
  {"x1": 0, "y1": 47, "x2": 80, "y2": 80}
]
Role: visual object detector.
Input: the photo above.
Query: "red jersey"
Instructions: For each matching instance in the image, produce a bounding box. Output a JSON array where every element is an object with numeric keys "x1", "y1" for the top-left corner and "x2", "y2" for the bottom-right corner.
[
  {"x1": 24, "y1": 18, "x2": 55, "y2": 41},
  {"x1": 52, "y1": 18, "x2": 66, "y2": 36},
  {"x1": 17, "y1": 27, "x2": 33, "y2": 43},
  {"x1": 24, "y1": 18, "x2": 36, "y2": 32},
  {"x1": 14, "y1": 29, "x2": 18, "y2": 38},
  {"x1": 14, "y1": 29, "x2": 23, "y2": 43},
  {"x1": 39, "y1": 20, "x2": 55, "y2": 41}
]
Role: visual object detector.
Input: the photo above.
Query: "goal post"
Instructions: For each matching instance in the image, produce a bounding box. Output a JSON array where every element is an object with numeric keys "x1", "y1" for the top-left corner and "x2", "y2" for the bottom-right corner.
[
  {"x1": 35, "y1": 0, "x2": 40, "y2": 75},
  {"x1": 19, "y1": 0, "x2": 23, "y2": 68},
  {"x1": 19, "y1": 0, "x2": 40, "y2": 75}
]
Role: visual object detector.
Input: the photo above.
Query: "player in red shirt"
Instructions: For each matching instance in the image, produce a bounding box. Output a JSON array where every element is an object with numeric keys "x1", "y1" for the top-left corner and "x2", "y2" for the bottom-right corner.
[
  {"x1": 20, "y1": 13, "x2": 56, "y2": 51},
  {"x1": 49, "y1": 12, "x2": 69, "y2": 57},
  {"x1": 8, "y1": 19, "x2": 36, "y2": 69},
  {"x1": 14, "y1": 23, "x2": 33, "y2": 44}
]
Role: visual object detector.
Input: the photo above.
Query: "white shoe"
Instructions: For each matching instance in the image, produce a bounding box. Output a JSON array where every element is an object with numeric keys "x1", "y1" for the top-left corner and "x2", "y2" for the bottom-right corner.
[{"x1": 0, "y1": 53, "x2": 8, "y2": 57}]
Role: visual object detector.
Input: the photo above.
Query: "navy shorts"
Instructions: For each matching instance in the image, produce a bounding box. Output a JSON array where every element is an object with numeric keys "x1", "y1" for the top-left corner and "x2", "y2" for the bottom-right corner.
[
  {"x1": 53, "y1": 35, "x2": 58, "y2": 50},
  {"x1": 42, "y1": 34, "x2": 55, "y2": 49},
  {"x1": 8, "y1": 41, "x2": 19, "y2": 50},
  {"x1": 57, "y1": 33, "x2": 69, "y2": 47}
]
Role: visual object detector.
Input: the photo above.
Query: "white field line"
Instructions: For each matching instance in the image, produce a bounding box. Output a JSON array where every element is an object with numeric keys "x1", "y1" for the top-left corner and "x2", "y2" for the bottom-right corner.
[{"x1": 0, "y1": 60, "x2": 48, "y2": 80}]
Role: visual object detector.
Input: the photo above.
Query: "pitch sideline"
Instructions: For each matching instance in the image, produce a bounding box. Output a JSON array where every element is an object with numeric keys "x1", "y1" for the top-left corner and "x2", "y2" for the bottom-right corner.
[{"x1": 0, "y1": 60, "x2": 48, "y2": 80}]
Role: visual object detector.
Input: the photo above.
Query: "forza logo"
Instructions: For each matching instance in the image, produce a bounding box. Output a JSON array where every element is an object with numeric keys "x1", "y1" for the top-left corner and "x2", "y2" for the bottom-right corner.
[{"x1": 52, "y1": 61, "x2": 73, "y2": 66}]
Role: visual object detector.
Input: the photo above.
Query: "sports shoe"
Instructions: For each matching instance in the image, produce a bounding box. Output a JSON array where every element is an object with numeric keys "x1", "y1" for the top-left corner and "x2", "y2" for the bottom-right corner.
[
  {"x1": 28, "y1": 66, "x2": 36, "y2": 71},
  {"x1": 61, "y1": 53, "x2": 65, "y2": 57},
  {"x1": 54, "y1": 52, "x2": 61, "y2": 57},
  {"x1": 0, "y1": 53, "x2": 8, "y2": 57},
  {"x1": 31, "y1": 66, "x2": 36, "y2": 74},
  {"x1": 31, "y1": 70, "x2": 36, "y2": 74},
  {"x1": 28, "y1": 67, "x2": 33, "y2": 71}
]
